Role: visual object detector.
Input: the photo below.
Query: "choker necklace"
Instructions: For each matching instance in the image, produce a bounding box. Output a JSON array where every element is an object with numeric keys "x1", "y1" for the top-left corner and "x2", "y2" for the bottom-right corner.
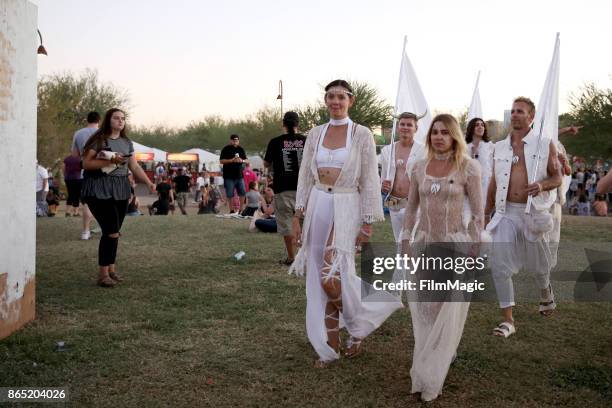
[
  {"x1": 329, "y1": 117, "x2": 349, "y2": 126},
  {"x1": 433, "y1": 152, "x2": 453, "y2": 160}
]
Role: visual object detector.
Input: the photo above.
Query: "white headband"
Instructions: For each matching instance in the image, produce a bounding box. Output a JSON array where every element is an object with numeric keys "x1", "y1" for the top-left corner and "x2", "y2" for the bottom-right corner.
[{"x1": 326, "y1": 86, "x2": 353, "y2": 97}]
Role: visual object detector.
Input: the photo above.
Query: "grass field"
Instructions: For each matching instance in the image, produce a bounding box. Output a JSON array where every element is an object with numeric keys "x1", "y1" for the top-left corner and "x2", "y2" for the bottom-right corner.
[{"x1": 1, "y1": 213, "x2": 611, "y2": 407}]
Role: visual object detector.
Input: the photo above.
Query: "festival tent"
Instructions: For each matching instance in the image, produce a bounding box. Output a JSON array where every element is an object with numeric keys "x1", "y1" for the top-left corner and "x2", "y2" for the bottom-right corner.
[
  {"x1": 132, "y1": 141, "x2": 167, "y2": 162},
  {"x1": 248, "y1": 155, "x2": 264, "y2": 170},
  {"x1": 182, "y1": 148, "x2": 221, "y2": 172},
  {"x1": 150, "y1": 147, "x2": 167, "y2": 162}
]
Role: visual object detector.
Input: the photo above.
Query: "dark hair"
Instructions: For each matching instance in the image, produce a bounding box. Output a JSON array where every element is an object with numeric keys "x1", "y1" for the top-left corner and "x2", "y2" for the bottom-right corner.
[
  {"x1": 87, "y1": 111, "x2": 100, "y2": 124},
  {"x1": 465, "y1": 117, "x2": 489, "y2": 143},
  {"x1": 248, "y1": 181, "x2": 257, "y2": 190},
  {"x1": 83, "y1": 108, "x2": 127, "y2": 153},
  {"x1": 324, "y1": 79, "x2": 353, "y2": 95},
  {"x1": 230, "y1": 134, "x2": 239, "y2": 140},
  {"x1": 578, "y1": 194, "x2": 587, "y2": 203},
  {"x1": 283, "y1": 111, "x2": 299, "y2": 135}
]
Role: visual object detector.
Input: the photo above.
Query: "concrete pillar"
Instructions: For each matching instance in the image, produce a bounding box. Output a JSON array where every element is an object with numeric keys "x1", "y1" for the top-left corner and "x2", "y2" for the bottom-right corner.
[{"x1": 0, "y1": 0, "x2": 38, "y2": 339}]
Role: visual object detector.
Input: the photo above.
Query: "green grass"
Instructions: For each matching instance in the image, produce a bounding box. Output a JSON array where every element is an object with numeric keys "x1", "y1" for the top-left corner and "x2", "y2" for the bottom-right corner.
[{"x1": 1, "y1": 215, "x2": 611, "y2": 407}]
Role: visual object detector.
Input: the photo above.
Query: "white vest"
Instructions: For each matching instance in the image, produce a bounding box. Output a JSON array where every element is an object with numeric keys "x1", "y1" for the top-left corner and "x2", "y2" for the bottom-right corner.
[
  {"x1": 493, "y1": 130, "x2": 556, "y2": 214},
  {"x1": 379, "y1": 141, "x2": 426, "y2": 190}
]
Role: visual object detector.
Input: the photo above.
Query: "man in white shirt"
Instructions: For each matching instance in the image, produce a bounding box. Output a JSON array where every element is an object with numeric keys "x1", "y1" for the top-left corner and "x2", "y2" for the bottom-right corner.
[
  {"x1": 379, "y1": 112, "x2": 426, "y2": 243},
  {"x1": 195, "y1": 171, "x2": 207, "y2": 203},
  {"x1": 36, "y1": 162, "x2": 49, "y2": 202},
  {"x1": 485, "y1": 97, "x2": 561, "y2": 338}
]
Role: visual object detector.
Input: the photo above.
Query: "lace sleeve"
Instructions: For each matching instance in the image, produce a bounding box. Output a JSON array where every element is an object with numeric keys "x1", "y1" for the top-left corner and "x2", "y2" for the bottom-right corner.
[
  {"x1": 358, "y1": 127, "x2": 385, "y2": 223},
  {"x1": 400, "y1": 163, "x2": 421, "y2": 242},
  {"x1": 465, "y1": 159, "x2": 484, "y2": 241},
  {"x1": 295, "y1": 128, "x2": 317, "y2": 211}
]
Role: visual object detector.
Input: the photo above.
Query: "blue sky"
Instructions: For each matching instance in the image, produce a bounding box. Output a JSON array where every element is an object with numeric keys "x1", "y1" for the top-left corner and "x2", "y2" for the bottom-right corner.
[{"x1": 33, "y1": 0, "x2": 612, "y2": 127}]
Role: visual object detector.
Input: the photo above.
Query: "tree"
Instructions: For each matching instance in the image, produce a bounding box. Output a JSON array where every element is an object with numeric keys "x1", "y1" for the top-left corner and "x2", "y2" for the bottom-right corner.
[
  {"x1": 37, "y1": 69, "x2": 129, "y2": 165},
  {"x1": 561, "y1": 83, "x2": 612, "y2": 160},
  {"x1": 293, "y1": 80, "x2": 393, "y2": 132}
]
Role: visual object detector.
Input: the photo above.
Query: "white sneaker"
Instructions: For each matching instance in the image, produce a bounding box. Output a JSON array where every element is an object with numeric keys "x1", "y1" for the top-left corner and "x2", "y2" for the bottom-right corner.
[{"x1": 81, "y1": 231, "x2": 91, "y2": 240}]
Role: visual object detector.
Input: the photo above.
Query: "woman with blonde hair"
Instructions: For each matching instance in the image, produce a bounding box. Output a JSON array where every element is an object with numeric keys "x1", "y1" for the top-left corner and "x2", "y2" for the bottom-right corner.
[
  {"x1": 290, "y1": 79, "x2": 403, "y2": 368},
  {"x1": 400, "y1": 114, "x2": 485, "y2": 401}
]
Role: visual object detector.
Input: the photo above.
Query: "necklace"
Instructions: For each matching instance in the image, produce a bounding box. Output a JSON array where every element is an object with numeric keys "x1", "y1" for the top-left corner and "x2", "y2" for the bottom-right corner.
[
  {"x1": 433, "y1": 151, "x2": 453, "y2": 160},
  {"x1": 329, "y1": 117, "x2": 349, "y2": 126}
]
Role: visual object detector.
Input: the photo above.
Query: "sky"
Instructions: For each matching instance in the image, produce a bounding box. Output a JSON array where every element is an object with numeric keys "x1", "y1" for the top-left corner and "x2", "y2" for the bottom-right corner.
[{"x1": 32, "y1": 0, "x2": 611, "y2": 128}]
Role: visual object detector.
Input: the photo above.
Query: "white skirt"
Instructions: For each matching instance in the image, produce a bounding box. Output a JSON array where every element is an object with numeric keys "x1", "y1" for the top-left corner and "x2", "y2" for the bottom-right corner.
[{"x1": 305, "y1": 187, "x2": 403, "y2": 362}]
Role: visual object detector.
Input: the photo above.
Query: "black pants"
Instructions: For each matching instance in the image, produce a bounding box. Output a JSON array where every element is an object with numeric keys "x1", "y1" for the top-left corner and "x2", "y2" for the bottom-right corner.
[
  {"x1": 65, "y1": 179, "x2": 82, "y2": 207},
  {"x1": 86, "y1": 198, "x2": 128, "y2": 266}
]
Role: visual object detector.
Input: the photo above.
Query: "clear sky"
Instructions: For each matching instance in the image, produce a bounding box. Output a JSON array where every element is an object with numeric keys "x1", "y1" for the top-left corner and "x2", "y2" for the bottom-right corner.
[{"x1": 32, "y1": 0, "x2": 611, "y2": 127}]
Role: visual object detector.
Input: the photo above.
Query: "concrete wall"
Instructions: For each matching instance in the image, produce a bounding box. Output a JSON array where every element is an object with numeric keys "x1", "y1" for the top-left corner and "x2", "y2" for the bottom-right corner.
[{"x1": 0, "y1": 0, "x2": 37, "y2": 339}]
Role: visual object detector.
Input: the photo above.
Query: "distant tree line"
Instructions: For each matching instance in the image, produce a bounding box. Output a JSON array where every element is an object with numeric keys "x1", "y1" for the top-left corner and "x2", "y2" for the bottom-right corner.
[{"x1": 36, "y1": 69, "x2": 612, "y2": 167}]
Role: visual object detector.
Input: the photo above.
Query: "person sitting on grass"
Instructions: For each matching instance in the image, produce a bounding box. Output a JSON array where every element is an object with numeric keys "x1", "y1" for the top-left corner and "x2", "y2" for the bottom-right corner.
[
  {"x1": 592, "y1": 193, "x2": 608, "y2": 216},
  {"x1": 241, "y1": 181, "x2": 261, "y2": 217},
  {"x1": 198, "y1": 177, "x2": 222, "y2": 214},
  {"x1": 576, "y1": 193, "x2": 591, "y2": 216},
  {"x1": 45, "y1": 189, "x2": 60, "y2": 217},
  {"x1": 149, "y1": 175, "x2": 174, "y2": 215}
]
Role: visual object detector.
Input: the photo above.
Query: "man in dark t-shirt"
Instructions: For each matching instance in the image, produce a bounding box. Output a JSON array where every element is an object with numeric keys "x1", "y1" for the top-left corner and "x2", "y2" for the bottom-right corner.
[
  {"x1": 173, "y1": 168, "x2": 192, "y2": 215},
  {"x1": 149, "y1": 177, "x2": 174, "y2": 215},
  {"x1": 263, "y1": 111, "x2": 306, "y2": 265},
  {"x1": 219, "y1": 134, "x2": 249, "y2": 213}
]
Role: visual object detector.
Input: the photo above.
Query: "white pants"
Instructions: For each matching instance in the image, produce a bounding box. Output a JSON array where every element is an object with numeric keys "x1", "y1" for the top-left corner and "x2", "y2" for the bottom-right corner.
[
  {"x1": 549, "y1": 202, "x2": 562, "y2": 268},
  {"x1": 488, "y1": 202, "x2": 553, "y2": 308},
  {"x1": 305, "y1": 188, "x2": 403, "y2": 362},
  {"x1": 389, "y1": 207, "x2": 406, "y2": 243}
]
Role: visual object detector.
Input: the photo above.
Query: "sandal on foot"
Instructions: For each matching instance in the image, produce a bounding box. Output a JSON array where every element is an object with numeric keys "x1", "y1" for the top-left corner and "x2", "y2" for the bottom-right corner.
[
  {"x1": 97, "y1": 277, "x2": 116, "y2": 288},
  {"x1": 344, "y1": 336, "x2": 363, "y2": 358},
  {"x1": 109, "y1": 272, "x2": 123, "y2": 282},
  {"x1": 539, "y1": 284, "x2": 556, "y2": 316},
  {"x1": 278, "y1": 258, "x2": 294, "y2": 266},
  {"x1": 493, "y1": 321, "x2": 516, "y2": 338}
]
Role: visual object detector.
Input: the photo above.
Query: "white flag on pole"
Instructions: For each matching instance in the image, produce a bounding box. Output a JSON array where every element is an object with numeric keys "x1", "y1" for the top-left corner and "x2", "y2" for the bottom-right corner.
[
  {"x1": 533, "y1": 33, "x2": 561, "y2": 144},
  {"x1": 467, "y1": 71, "x2": 483, "y2": 123},
  {"x1": 526, "y1": 33, "x2": 560, "y2": 213},
  {"x1": 392, "y1": 36, "x2": 432, "y2": 145}
]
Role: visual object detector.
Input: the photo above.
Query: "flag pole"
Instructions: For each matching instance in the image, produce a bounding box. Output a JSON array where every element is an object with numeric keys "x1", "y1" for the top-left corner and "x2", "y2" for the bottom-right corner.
[
  {"x1": 526, "y1": 33, "x2": 560, "y2": 214},
  {"x1": 385, "y1": 36, "x2": 408, "y2": 200}
]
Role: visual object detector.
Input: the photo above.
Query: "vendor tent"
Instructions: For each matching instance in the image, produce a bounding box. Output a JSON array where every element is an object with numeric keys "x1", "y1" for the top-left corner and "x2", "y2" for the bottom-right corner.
[{"x1": 182, "y1": 148, "x2": 221, "y2": 172}]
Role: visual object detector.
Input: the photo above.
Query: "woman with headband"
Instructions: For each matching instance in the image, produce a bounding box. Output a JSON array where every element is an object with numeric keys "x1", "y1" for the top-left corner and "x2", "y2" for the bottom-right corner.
[
  {"x1": 400, "y1": 114, "x2": 485, "y2": 401},
  {"x1": 290, "y1": 79, "x2": 403, "y2": 368}
]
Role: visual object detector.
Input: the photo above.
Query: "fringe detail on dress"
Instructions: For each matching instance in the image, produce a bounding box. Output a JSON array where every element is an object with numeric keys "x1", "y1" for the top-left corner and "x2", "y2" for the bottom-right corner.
[{"x1": 288, "y1": 247, "x2": 307, "y2": 277}]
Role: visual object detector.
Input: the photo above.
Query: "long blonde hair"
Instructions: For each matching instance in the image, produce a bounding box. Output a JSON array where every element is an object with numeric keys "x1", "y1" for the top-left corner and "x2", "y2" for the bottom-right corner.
[{"x1": 425, "y1": 114, "x2": 468, "y2": 170}]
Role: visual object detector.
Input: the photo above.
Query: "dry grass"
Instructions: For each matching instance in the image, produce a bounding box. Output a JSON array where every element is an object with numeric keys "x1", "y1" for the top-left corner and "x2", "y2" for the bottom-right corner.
[{"x1": 0, "y1": 214, "x2": 610, "y2": 407}]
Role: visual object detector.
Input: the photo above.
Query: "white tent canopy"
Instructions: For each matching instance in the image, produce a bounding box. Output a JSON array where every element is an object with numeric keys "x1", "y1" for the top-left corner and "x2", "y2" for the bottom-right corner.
[
  {"x1": 182, "y1": 148, "x2": 221, "y2": 172},
  {"x1": 132, "y1": 141, "x2": 167, "y2": 162},
  {"x1": 248, "y1": 155, "x2": 264, "y2": 170}
]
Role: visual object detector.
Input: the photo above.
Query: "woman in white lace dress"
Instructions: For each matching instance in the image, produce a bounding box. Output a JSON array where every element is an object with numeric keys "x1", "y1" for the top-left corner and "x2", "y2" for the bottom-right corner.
[
  {"x1": 290, "y1": 79, "x2": 403, "y2": 368},
  {"x1": 401, "y1": 114, "x2": 484, "y2": 401}
]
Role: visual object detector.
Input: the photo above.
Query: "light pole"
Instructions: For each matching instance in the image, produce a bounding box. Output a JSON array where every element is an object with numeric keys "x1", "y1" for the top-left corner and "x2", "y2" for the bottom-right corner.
[
  {"x1": 276, "y1": 80, "x2": 283, "y2": 120},
  {"x1": 37, "y1": 29, "x2": 47, "y2": 55}
]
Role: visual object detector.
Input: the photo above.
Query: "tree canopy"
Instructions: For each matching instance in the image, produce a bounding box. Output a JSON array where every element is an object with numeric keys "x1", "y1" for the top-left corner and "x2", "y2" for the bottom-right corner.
[{"x1": 561, "y1": 82, "x2": 612, "y2": 160}]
